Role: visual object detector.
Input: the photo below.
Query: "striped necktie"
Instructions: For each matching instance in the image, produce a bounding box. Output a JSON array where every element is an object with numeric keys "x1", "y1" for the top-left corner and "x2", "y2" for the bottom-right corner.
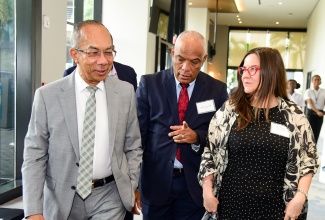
[{"x1": 76, "y1": 86, "x2": 98, "y2": 199}]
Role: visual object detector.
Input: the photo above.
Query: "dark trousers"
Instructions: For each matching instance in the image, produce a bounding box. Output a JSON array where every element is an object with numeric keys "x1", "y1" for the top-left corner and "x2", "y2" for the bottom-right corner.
[
  {"x1": 141, "y1": 172, "x2": 205, "y2": 220},
  {"x1": 124, "y1": 211, "x2": 133, "y2": 220},
  {"x1": 306, "y1": 109, "x2": 324, "y2": 143}
]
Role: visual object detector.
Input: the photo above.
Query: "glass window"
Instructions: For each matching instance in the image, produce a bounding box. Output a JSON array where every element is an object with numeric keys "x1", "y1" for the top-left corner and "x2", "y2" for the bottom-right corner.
[
  {"x1": 83, "y1": 0, "x2": 94, "y2": 20},
  {"x1": 0, "y1": 0, "x2": 16, "y2": 187},
  {"x1": 249, "y1": 30, "x2": 267, "y2": 49},
  {"x1": 66, "y1": 0, "x2": 97, "y2": 69},
  {"x1": 66, "y1": 0, "x2": 75, "y2": 69},
  {"x1": 228, "y1": 30, "x2": 247, "y2": 67},
  {"x1": 66, "y1": 23, "x2": 74, "y2": 69},
  {"x1": 269, "y1": 31, "x2": 287, "y2": 65},
  {"x1": 227, "y1": 68, "x2": 238, "y2": 95},
  {"x1": 288, "y1": 32, "x2": 306, "y2": 69},
  {"x1": 227, "y1": 29, "x2": 306, "y2": 92},
  {"x1": 67, "y1": 0, "x2": 74, "y2": 23}
]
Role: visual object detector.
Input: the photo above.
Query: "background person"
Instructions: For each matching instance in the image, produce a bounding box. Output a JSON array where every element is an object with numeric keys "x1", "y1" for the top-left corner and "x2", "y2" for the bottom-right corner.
[
  {"x1": 304, "y1": 75, "x2": 325, "y2": 143},
  {"x1": 198, "y1": 47, "x2": 319, "y2": 220},
  {"x1": 287, "y1": 79, "x2": 305, "y2": 108},
  {"x1": 22, "y1": 20, "x2": 142, "y2": 220},
  {"x1": 136, "y1": 30, "x2": 228, "y2": 219}
]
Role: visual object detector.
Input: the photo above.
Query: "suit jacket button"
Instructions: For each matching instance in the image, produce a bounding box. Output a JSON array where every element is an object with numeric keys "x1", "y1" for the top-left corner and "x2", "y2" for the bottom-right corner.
[
  {"x1": 76, "y1": 163, "x2": 79, "y2": 167},
  {"x1": 71, "y1": 186, "x2": 76, "y2": 190}
]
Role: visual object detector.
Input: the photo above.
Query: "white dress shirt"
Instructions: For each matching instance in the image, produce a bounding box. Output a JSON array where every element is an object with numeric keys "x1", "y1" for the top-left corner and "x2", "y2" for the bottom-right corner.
[
  {"x1": 75, "y1": 71, "x2": 112, "y2": 179},
  {"x1": 304, "y1": 88, "x2": 325, "y2": 110},
  {"x1": 288, "y1": 92, "x2": 305, "y2": 107},
  {"x1": 173, "y1": 77, "x2": 199, "y2": 168}
]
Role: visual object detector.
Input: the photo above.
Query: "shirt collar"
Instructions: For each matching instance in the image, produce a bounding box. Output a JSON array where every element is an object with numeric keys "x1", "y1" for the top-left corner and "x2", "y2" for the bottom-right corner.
[
  {"x1": 108, "y1": 64, "x2": 117, "y2": 77},
  {"x1": 75, "y1": 68, "x2": 105, "y2": 92},
  {"x1": 173, "y1": 74, "x2": 196, "y2": 88}
]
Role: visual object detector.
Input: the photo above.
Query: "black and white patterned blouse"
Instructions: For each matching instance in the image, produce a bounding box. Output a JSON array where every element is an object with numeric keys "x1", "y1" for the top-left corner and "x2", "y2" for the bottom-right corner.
[{"x1": 198, "y1": 97, "x2": 319, "y2": 219}]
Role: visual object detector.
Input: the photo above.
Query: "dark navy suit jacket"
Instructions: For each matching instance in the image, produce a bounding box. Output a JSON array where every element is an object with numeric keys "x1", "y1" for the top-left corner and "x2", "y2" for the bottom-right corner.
[
  {"x1": 63, "y1": 61, "x2": 137, "y2": 91},
  {"x1": 136, "y1": 68, "x2": 228, "y2": 207}
]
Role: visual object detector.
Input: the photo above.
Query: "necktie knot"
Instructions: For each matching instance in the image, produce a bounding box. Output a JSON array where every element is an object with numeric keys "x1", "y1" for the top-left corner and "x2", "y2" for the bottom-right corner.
[
  {"x1": 87, "y1": 86, "x2": 98, "y2": 94},
  {"x1": 180, "y1": 83, "x2": 189, "y2": 89}
]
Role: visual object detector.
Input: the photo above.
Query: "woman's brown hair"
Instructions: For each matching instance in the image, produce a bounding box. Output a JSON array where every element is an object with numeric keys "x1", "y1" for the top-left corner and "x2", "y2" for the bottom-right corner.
[{"x1": 230, "y1": 47, "x2": 288, "y2": 130}]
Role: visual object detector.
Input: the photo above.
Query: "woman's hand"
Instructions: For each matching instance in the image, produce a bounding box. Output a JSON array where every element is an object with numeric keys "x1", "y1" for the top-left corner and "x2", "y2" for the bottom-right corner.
[
  {"x1": 284, "y1": 193, "x2": 305, "y2": 220},
  {"x1": 203, "y1": 191, "x2": 219, "y2": 213}
]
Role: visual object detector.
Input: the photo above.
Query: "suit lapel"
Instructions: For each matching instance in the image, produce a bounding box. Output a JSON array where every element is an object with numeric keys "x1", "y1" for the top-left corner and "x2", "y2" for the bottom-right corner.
[
  {"x1": 185, "y1": 72, "x2": 206, "y2": 121},
  {"x1": 163, "y1": 69, "x2": 180, "y2": 125},
  {"x1": 59, "y1": 73, "x2": 80, "y2": 160}
]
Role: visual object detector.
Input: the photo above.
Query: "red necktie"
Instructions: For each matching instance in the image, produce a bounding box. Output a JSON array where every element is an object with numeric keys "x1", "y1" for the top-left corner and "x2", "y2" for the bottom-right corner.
[{"x1": 176, "y1": 83, "x2": 189, "y2": 162}]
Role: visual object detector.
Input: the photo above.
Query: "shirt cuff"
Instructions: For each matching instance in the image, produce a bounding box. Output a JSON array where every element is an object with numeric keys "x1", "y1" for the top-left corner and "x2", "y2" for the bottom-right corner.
[{"x1": 191, "y1": 143, "x2": 200, "y2": 152}]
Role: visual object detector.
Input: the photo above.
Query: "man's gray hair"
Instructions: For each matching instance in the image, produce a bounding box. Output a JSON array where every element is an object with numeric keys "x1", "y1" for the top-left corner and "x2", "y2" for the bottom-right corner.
[
  {"x1": 70, "y1": 20, "x2": 108, "y2": 48},
  {"x1": 175, "y1": 30, "x2": 207, "y2": 54}
]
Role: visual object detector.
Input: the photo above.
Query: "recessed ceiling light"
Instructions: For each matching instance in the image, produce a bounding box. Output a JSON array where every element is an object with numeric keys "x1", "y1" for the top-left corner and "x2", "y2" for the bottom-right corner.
[
  {"x1": 238, "y1": 18, "x2": 241, "y2": 21},
  {"x1": 276, "y1": 22, "x2": 279, "y2": 24},
  {"x1": 189, "y1": 2, "x2": 192, "y2": 5},
  {"x1": 236, "y1": 15, "x2": 239, "y2": 17},
  {"x1": 278, "y1": 2, "x2": 283, "y2": 5},
  {"x1": 239, "y1": 21, "x2": 242, "y2": 24}
]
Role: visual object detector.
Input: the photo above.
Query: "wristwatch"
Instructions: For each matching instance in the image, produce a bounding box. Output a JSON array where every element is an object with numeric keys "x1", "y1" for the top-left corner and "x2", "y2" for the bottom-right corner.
[{"x1": 297, "y1": 189, "x2": 308, "y2": 200}]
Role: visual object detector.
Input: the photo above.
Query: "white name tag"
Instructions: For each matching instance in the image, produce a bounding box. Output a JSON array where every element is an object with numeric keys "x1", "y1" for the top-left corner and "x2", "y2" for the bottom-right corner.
[
  {"x1": 196, "y1": 100, "x2": 216, "y2": 114},
  {"x1": 270, "y1": 122, "x2": 290, "y2": 138}
]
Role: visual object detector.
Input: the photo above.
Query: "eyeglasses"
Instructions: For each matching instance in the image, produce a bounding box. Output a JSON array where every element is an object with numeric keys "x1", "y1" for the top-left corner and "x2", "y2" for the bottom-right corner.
[
  {"x1": 75, "y1": 48, "x2": 117, "y2": 59},
  {"x1": 237, "y1": 65, "x2": 260, "y2": 76}
]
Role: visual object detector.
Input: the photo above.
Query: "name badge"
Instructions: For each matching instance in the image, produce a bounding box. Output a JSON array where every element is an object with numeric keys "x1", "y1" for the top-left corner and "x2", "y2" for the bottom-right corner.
[
  {"x1": 270, "y1": 122, "x2": 290, "y2": 138},
  {"x1": 196, "y1": 100, "x2": 216, "y2": 114}
]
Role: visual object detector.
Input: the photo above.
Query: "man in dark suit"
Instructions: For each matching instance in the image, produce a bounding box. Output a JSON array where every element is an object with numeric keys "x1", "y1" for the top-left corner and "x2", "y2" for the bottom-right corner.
[
  {"x1": 63, "y1": 36, "x2": 138, "y2": 220},
  {"x1": 136, "y1": 30, "x2": 228, "y2": 219}
]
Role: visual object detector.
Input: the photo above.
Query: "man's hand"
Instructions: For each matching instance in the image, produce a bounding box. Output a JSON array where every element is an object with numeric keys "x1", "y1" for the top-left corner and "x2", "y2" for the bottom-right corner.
[
  {"x1": 25, "y1": 214, "x2": 44, "y2": 220},
  {"x1": 130, "y1": 189, "x2": 142, "y2": 215},
  {"x1": 316, "y1": 111, "x2": 324, "y2": 117},
  {"x1": 168, "y1": 121, "x2": 198, "y2": 144}
]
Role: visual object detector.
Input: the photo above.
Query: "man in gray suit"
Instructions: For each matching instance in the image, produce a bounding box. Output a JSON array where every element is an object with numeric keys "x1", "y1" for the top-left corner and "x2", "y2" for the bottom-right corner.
[{"x1": 21, "y1": 20, "x2": 142, "y2": 219}]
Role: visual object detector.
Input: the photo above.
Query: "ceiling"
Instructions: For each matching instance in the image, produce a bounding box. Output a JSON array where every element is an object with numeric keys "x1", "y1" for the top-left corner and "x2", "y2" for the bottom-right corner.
[{"x1": 154, "y1": 0, "x2": 320, "y2": 29}]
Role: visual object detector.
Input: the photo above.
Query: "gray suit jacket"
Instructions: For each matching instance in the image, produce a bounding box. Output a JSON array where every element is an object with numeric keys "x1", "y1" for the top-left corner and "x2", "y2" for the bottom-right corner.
[{"x1": 22, "y1": 73, "x2": 142, "y2": 219}]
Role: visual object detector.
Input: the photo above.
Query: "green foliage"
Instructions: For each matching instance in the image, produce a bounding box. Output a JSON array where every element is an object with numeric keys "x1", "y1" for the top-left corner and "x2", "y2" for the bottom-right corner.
[{"x1": 0, "y1": 0, "x2": 14, "y2": 23}]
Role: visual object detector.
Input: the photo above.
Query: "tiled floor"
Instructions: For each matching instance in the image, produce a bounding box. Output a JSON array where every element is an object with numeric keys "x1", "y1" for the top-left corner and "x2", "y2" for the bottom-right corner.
[{"x1": 1, "y1": 141, "x2": 324, "y2": 220}]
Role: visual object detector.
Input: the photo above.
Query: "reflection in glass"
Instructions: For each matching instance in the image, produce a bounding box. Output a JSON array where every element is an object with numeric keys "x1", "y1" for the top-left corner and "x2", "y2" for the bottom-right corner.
[
  {"x1": 0, "y1": 0, "x2": 16, "y2": 187},
  {"x1": 157, "y1": 12, "x2": 169, "y2": 40}
]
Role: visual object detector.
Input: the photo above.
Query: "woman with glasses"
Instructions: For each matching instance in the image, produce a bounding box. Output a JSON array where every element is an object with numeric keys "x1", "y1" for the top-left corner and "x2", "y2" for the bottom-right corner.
[{"x1": 198, "y1": 47, "x2": 319, "y2": 220}]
